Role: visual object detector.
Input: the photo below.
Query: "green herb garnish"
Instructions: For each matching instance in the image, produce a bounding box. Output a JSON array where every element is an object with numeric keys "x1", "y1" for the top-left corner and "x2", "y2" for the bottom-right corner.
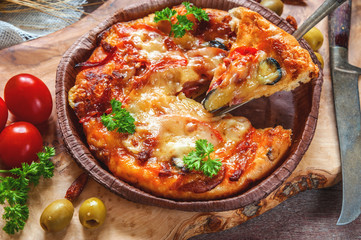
[
  {"x1": 183, "y1": 139, "x2": 222, "y2": 177},
  {"x1": 101, "y1": 99, "x2": 136, "y2": 134},
  {"x1": 0, "y1": 147, "x2": 55, "y2": 234},
  {"x1": 154, "y1": 2, "x2": 209, "y2": 38}
]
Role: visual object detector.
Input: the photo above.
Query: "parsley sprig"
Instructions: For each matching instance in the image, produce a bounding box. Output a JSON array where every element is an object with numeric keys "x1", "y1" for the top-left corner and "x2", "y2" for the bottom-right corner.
[
  {"x1": 183, "y1": 139, "x2": 222, "y2": 177},
  {"x1": 154, "y1": 2, "x2": 209, "y2": 38},
  {"x1": 101, "y1": 99, "x2": 136, "y2": 134},
  {"x1": 0, "y1": 146, "x2": 55, "y2": 235}
]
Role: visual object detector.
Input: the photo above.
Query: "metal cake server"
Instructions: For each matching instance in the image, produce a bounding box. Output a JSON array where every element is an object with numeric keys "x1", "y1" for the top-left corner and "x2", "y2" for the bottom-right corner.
[
  {"x1": 329, "y1": 0, "x2": 361, "y2": 225},
  {"x1": 212, "y1": 0, "x2": 346, "y2": 116}
]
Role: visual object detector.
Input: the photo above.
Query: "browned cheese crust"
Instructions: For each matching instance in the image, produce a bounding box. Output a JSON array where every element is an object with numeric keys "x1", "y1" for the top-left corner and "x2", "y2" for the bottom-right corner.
[{"x1": 68, "y1": 5, "x2": 304, "y2": 200}]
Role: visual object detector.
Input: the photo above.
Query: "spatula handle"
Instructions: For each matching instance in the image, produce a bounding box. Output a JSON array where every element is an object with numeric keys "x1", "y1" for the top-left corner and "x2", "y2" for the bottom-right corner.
[
  {"x1": 329, "y1": 0, "x2": 351, "y2": 49},
  {"x1": 292, "y1": 0, "x2": 346, "y2": 40}
]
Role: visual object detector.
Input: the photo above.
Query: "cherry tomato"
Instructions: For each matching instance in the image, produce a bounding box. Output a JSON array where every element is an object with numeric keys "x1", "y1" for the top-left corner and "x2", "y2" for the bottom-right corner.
[
  {"x1": 5, "y1": 73, "x2": 52, "y2": 124},
  {"x1": 0, "y1": 122, "x2": 43, "y2": 169},
  {"x1": 0, "y1": 97, "x2": 7, "y2": 132}
]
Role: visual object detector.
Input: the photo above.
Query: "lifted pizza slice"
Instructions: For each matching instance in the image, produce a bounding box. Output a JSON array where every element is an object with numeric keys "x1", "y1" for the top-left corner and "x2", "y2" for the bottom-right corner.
[{"x1": 203, "y1": 7, "x2": 319, "y2": 112}]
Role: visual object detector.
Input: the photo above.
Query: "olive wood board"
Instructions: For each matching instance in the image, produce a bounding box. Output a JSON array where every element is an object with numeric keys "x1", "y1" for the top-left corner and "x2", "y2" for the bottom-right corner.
[{"x1": 0, "y1": 0, "x2": 360, "y2": 239}]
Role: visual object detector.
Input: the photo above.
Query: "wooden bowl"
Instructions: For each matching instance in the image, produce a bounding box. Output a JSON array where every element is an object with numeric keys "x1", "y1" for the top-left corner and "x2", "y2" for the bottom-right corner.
[{"x1": 56, "y1": 0, "x2": 323, "y2": 212}]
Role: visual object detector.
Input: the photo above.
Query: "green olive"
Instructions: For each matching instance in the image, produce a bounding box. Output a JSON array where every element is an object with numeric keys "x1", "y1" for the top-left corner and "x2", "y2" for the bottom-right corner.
[
  {"x1": 40, "y1": 199, "x2": 74, "y2": 232},
  {"x1": 79, "y1": 197, "x2": 106, "y2": 229},
  {"x1": 314, "y1": 52, "x2": 324, "y2": 69},
  {"x1": 260, "y1": 0, "x2": 284, "y2": 16},
  {"x1": 303, "y1": 27, "x2": 324, "y2": 51}
]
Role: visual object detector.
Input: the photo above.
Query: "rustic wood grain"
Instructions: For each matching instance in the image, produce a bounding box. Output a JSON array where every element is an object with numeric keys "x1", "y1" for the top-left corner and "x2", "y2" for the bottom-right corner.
[{"x1": 0, "y1": 0, "x2": 357, "y2": 239}]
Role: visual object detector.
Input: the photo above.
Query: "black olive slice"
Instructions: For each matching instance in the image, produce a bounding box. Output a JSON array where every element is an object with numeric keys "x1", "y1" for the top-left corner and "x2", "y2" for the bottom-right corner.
[
  {"x1": 257, "y1": 57, "x2": 282, "y2": 85},
  {"x1": 202, "y1": 88, "x2": 233, "y2": 112},
  {"x1": 209, "y1": 40, "x2": 228, "y2": 51}
]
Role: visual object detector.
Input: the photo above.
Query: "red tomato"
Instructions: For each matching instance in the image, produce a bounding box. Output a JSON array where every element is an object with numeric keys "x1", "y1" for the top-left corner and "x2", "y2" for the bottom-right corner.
[
  {"x1": 0, "y1": 122, "x2": 43, "y2": 168},
  {"x1": 0, "y1": 97, "x2": 7, "y2": 132},
  {"x1": 5, "y1": 73, "x2": 52, "y2": 124}
]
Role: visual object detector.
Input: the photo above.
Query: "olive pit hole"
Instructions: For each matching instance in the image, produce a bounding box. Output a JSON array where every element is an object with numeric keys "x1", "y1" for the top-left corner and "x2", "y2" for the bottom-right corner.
[{"x1": 86, "y1": 219, "x2": 99, "y2": 227}]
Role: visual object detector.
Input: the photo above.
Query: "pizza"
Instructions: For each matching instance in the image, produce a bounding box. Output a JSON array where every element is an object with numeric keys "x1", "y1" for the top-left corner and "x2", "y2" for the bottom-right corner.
[{"x1": 68, "y1": 4, "x2": 318, "y2": 200}]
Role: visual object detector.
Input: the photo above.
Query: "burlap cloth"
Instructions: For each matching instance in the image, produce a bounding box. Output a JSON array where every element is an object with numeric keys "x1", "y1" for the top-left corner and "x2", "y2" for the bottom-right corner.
[{"x1": 0, "y1": 0, "x2": 89, "y2": 49}]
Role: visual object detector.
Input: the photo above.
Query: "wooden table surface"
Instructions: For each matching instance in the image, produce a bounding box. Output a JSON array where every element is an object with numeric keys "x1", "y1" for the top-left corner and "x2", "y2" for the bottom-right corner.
[
  {"x1": 0, "y1": 0, "x2": 361, "y2": 239},
  {"x1": 193, "y1": 183, "x2": 361, "y2": 239}
]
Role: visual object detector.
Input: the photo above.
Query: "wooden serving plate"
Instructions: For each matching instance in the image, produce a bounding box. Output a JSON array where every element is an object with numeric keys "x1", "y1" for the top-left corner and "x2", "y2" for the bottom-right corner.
[{"x1": 0, "y1": 0, "x2": 348, "y2": 239}]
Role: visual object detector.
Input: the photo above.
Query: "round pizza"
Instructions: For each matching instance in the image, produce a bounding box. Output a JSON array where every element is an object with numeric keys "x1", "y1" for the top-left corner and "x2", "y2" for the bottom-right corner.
[{"x1": 68, "y1": 3, "x2": 318, "y2": 200}]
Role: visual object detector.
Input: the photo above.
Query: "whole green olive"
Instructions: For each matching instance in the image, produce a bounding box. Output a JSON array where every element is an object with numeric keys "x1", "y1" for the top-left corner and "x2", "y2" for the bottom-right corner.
[
  {"x1": 40, "y1": 199, "x2": 74, "y2": 232},
  {"x1": 303, "y1": 27, "x2": 324, "y2": 51},
  {"x1": 79, "y1": 197, "x2": 106, "y2": 229},
  {"x1": 314, "y1": 52, "x2": 324, "y2": 69},
  {"x1": 260, "y1": 0, "x2": 284, "y2": 16}
]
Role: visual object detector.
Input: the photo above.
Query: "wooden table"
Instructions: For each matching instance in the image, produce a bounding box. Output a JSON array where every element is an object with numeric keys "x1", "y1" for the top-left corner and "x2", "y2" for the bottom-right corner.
[
  {"x1": 0, "y1": 0, "x2": 360, "y2": 239},
  {"x1": 192, "y1": 183, "x2": 361, "y2": 239}
]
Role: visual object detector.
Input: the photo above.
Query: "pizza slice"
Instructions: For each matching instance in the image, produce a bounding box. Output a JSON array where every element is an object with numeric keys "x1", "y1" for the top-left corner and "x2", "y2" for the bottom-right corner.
[{"x1": 203, "y1": 7, "x2": 319, "y2": 112}]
